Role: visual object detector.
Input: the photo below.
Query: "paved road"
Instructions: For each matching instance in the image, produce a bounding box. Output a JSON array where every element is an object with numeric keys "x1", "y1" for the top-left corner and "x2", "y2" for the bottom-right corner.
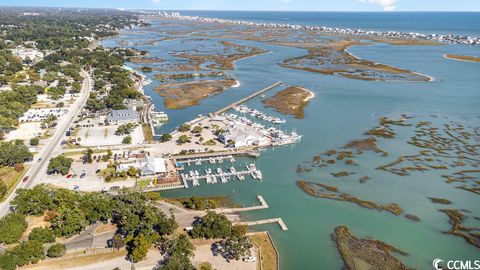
[{"x1": 0, "y1": 70, "x2": 92, "y2": 218}]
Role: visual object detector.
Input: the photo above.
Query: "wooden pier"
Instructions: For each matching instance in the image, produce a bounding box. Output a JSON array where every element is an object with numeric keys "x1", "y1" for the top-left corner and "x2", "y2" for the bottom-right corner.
[
  {"x1": 214, "y1": 81, "x2": 282, "y2": 115},
  {"x1": 216, "y1": 195, "x2": 268, "y2": 213},
  {"x1": 174, "y1": 149, "x2": 260, "y2": 161},
  {"x1": 236, "y1": 217, "x2": 288, "y2": 231}
]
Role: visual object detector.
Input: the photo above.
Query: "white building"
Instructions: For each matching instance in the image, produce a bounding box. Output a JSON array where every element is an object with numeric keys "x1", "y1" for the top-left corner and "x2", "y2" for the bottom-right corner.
[
  {"x1": 106, "y1": 109, "x2": 139, "y2": 125},
  {"x1": 220, "y1": 124, "x2": 267, "y2": 148},
  {"x1": 116, "y1": 157, "x2": 167, "y2": 177},
  {"x1": 11, "y1": 47, "x2": 44, "y2": 62}
]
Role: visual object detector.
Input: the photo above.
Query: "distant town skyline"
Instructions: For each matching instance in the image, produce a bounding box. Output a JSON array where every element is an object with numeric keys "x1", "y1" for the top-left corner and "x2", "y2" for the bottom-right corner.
[{"x1": 1, "y1": 0, "x2": 480, "y2": 12}]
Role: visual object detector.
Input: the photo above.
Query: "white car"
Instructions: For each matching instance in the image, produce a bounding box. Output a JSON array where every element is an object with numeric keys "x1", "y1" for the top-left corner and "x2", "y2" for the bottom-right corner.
[{"x1": 243, "y1": 256, "x2": 256, "y2": 262}]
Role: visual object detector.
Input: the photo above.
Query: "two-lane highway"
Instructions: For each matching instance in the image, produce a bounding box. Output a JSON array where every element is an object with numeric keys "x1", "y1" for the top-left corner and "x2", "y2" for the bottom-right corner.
[{"x1": 0, "y1": 70, "x2": 92, "y2": 218}]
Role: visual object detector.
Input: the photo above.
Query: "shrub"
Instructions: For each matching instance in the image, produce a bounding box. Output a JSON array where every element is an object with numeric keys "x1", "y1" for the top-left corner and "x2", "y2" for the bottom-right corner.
[
  {"x1": 47, "y1": 243, "x2": 66, "y2": 258},
  {"x1": 28, "y1": 227, "x2": 56, "y2": 243},
  {"x1": 0, "y1": 213, "x2": 27, "y2": 244}
]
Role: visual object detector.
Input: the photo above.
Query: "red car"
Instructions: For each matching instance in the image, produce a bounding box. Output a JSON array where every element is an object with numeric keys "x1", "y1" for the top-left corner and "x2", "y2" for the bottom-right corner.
[
  {"x1": 22, "y1": 176, "x2": 29, "y2": 182},
  {"x1": 66, "y1": 174, "x2": 73, "y2": 179}
]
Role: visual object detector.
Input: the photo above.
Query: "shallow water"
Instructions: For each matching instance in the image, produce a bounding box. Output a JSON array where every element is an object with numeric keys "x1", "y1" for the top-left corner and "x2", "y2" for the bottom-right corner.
[{"x1": 102, "y1": 13, "x2": 480, "y2": 269}]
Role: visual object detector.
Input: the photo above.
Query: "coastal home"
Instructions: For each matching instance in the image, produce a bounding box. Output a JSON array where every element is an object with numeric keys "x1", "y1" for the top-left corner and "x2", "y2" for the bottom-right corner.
[
  {"x1": 220, "y1": 124, "x2": 266, "y2": 148},
  {"x1": 106, "y1": 109, "x2": 139, "y2": 125},
  {"x1": 116, "y1": 157, "x2": 167, "y2": 177}
]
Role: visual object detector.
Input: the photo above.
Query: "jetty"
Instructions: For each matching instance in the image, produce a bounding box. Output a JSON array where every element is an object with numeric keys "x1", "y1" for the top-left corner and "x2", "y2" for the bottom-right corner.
[
  {"x1": 214, "y1": 81, "x2": 282, "y2": 115},
  {"x1": 236, "y1": 217, "x2": 288, "y2": 231},
  {"x1": 216, "y1": 195, "x2": 268, "y2": 213}
]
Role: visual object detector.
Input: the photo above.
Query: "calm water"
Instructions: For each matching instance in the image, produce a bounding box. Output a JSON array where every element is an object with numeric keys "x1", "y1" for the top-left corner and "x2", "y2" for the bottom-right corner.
[{"x1": 103, "y1": 12, "x2": 480, "y2": 269}]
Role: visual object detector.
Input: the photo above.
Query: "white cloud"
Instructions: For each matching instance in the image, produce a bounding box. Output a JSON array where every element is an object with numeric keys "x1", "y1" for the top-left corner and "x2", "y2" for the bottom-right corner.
[
  {"x1": 359, "y1": 0, "x2": 397, "y2": 11},
  {"x1": 151, "y1": 0, "x2": 161, "y2": 4}
]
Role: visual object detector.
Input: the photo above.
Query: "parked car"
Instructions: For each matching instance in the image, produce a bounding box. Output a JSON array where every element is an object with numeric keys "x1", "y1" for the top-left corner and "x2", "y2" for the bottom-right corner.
[
  {"x1": 66, "y1": 174, "x2": 73, "y2": 179},
  {"x1": 243, "y1": 256, "x2": 256, "y2": 262}
]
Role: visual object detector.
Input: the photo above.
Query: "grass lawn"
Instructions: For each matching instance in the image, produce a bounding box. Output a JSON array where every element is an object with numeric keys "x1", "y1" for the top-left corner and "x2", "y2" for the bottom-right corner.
[
  {"x1": 142, "y1": 123, "x2": 154, "y2": 142},
  {"x1": 19, "y1": 249, "x2": 127, "y2": 270},
  {"x1": 137, "y1": 178, "x2": 151, "y2": 187},
  {"x1": 249, "y1": 232, "x2": 278, "y2": 270},
  {"x1": 0, "y1": 166, "x2": 26, "y2": 201}
]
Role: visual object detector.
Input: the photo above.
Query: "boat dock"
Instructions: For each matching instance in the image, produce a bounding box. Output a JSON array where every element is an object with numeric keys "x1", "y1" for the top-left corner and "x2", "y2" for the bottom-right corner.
[
  {"x1": 174, "y1": 149, "x2": 260, "y2": 161},
  {"x1": 235, "y1": 217, "x2": 288, "y2": 231},
  {"x1": 216, "y1": 195, "x2": 268, "y2": 213},
  {"x1": 181, "y1": 163, "x2": 262, "y2": 186},
  {"x1": 178, "y1": 154, "x2": 235, "y2": 166},
  {"x1": 214, "y1": 81, "x2": 282, "y2": 115}
]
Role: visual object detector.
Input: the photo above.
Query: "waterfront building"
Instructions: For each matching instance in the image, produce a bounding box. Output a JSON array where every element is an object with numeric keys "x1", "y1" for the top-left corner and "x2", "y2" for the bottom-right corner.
[
  {"x1": 220, "y1": 124, "x2": 266, "y2": 148},
  {"x1": 116, "y1": 157, "x2": 167, "y2": 177},
  {"x1": 106, "y1": 109, "x2": 139, "y2": 125}
]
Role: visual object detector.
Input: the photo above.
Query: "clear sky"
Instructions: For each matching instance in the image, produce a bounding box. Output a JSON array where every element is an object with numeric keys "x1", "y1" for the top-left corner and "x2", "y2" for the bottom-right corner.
[{"x1": 1, "y1": 0, "x2": 479, "y2": 12}]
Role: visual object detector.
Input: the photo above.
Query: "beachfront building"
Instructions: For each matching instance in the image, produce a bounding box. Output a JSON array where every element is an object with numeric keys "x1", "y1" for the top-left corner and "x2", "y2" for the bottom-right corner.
[
  {"x1": 116, "y1": 157, "x2": 167, "y2": 177},
  {"x1": 106, "y1": 109, "x2": 139, "y2": 125},
  {"x1": 220, "y1": 124, "x2": 266, "y2": 148}
]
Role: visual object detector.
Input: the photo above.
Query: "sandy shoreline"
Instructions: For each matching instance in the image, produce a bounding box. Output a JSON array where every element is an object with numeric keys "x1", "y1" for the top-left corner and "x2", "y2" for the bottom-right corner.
[
  {"x1": 443, "y1": 54, "x2": 480, "y2": 63},
  {"x1": 297, "y1": 86, "x2": 315, "y2": 101}
]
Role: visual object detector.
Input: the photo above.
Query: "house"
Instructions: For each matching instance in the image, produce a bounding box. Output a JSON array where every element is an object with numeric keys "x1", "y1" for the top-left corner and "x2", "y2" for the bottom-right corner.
[
  {"x1": 106, "y1": 109, "x2": 139, "y2": 125},
  {"x1": 220, "y1": 124, "x2": 266, "y2": 148},
  {"x1": 116, "y1": 157, "x2": 167, "y2": 177}
]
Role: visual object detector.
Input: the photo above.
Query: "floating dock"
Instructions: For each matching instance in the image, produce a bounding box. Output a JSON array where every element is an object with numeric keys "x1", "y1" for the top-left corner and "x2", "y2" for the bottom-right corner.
[{"x1": 214, "y1": 81, "x2": 282, "y2": 115}]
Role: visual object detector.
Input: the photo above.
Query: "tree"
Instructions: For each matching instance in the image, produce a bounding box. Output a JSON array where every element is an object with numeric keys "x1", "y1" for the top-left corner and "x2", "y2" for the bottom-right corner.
[
  {"x1": 0, "y1": 213, "x2": 27, "y2": 244},
  {"x1": 85, "y1": 148, "x2": 94, "y2": 163},
  {"x1": 28, "y1": 227, "x2": 56, "y2": 243},
  {"x1": 47, "y1": 155, "x2": 73, "y2": 175},
  {"x1": 29, "y1": 137, "x2": 39, "y2": 146},
  {"x1": 12, "y1": 185, "x2": 54, "y2": 216},
  {"x1": 0, "y1": 141, "x2": 33, "y2": 166},
  {"x1": 122, "y1": 136, "x2": 132, "y2": 144},
  {"x1": 80, "y1": 193, "x2": 112, "y2": 224},
  {"x1": 158, "y1": 234, "x2": 195, "y2": 270},
  {"x1": 115, "y1": 123, "x2": 136, "y2": 136},
  {"x1": 178, "y1": 124, "x2": 191, "y2": 132},
  {"x1": 4, "y1": 240, "x2": 45, "y2": 267},
  {"x1": 217, "y1": 235, "x2": 253, "y2": 261},
  {"x1": 128, "y1": 233, "x2": 152, "y2": 263},
  {"x1": 191, "y1": 211, "x2": 233, "y2": 239},
  {"x1": 158, "y1": 253, "x2": 195, "y2": 270},
  {"x1": 127, "y1": 166, "x2": 138, "y2": 177},
  {"x1": 51, "y1": 207, "x2": 87, "y2": 237},
  {"x1": 47, "y1": 243, "x2": 66, "y2": 258},
  {"x1": 192, "y1": 125, "x2": 203, "y2": 134},
  {"x1": 177, "y1": 135, "x2": 190, "y2": 145},
  {"x1": 162, "y1": 234, "x2": 195, "y2": 259},
  {"x1": 0, "y1": 181, "x2": 7, "y2": 200},
  {"x1": 111, "y1": 233, "x2": 125, "y2": 250},
  {"x1": 159, "y1": 133, "x2": 172, "y2": 142}
]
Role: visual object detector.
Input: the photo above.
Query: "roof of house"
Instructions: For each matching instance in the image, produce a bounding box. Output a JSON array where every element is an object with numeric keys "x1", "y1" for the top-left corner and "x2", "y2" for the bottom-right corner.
[
  {"x1": 117, "y1": 157, "x2": 167, "y2": 175},
  {"x1": 226, "y1": 125, "x2": 259, "y2": 142},
  {"x1": 106, "y1": 109, "x2": 139, "y2": 122}
]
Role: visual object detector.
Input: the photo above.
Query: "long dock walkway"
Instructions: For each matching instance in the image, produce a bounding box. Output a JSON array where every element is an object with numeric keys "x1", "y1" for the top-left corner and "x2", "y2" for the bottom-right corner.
[
  {"x1": 214, "y1": 81, "x2": 282, "y2": 115},
  {"x1": 174, "y1": 149, "x2": 260, "y2": 161},
  {"x1": 236, "y1": 217, "x2": 288, "y2": 231},
  {"x1": 216, "y1": 195, "x2": 268, "y2": 214}
]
